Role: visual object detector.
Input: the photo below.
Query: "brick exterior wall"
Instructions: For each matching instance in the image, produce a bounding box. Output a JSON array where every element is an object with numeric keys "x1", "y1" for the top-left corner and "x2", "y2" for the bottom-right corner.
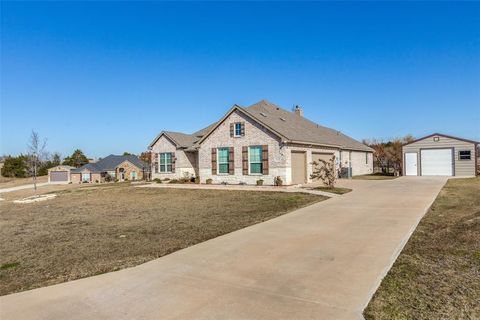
[
  {"x1": 71, "y1": 173, "x2": 81, "y2": 183},
  {"x1": 116, "y1": 160, "x2": 144, "y2": 181},
  {"x1": 350, "y1": 151, "x2": 374, "y2": 176},
  {"x1": 338, "y1": 150, "x2": 373, "y2": 176},
  {"x1": 70, "y1": 170, "x2": 101, "y2": 183},
  {"x1": 150, "y1": 135, "x2": 197, "y2": 180},
  {"x1": 198, "y1": 110, "x2": 285, "y2": 185}
]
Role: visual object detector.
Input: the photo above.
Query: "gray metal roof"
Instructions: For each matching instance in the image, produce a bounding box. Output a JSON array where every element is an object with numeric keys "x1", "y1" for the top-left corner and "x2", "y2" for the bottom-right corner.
[{"x1": 72, "y1": 155, "x2": 149, "y2": 173}]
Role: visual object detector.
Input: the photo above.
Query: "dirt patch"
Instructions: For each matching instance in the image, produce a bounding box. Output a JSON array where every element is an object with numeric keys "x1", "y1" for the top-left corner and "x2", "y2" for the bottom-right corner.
[
  {"x1": 0, "y1": 184, "x2": 325, "y2": 296},
  {"x1": 364, "y1": 177, "x2": 480, "y2": 319}
]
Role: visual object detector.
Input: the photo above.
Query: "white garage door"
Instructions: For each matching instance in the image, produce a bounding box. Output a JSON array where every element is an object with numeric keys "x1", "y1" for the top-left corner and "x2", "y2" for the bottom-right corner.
[{"x1": 420, "y1": 149, "x2": 453, "y2": 176}]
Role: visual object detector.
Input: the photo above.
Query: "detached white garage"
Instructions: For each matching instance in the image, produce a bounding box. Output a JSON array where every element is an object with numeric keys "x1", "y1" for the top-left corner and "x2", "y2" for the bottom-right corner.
[{"x1": 402, "y1": 133, "x2": 478, "y2": 177}]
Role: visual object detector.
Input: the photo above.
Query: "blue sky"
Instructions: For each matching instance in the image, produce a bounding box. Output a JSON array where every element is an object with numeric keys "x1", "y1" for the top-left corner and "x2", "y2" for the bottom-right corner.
[{"x1": 1, "y1": 1, "x2": 479, "y2": 158}]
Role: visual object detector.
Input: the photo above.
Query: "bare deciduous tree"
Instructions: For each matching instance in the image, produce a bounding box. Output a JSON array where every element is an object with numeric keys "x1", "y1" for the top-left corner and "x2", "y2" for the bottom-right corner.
[
  {"x1": 310, "y1": 155, "x2": 337, "y2": 188},
  {"x1": 27, "y1": 130, "x2": 47, "y2": 191},
  {"x1": 364, "y1": 135, "x2": 415, "y2": 175}
]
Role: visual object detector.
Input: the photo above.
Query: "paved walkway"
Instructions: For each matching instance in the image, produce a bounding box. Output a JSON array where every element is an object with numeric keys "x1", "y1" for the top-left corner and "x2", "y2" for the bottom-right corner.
[
  {"x1": 0, "y1": 177, "x2": 447, "y2": 320},
  {"x1": 138, "y1": 182, "x2": 340, "y2": 197}
]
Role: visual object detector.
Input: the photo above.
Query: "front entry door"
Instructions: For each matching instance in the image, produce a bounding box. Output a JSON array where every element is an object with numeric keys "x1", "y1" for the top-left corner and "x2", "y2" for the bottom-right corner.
[{"x1": 405, "y1": 153, "x2": 418, "y2": 176}]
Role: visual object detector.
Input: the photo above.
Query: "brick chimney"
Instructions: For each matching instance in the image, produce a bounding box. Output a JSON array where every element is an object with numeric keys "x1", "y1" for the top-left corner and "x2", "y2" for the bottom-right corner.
[{"x1": 293, "y1": 105, "x2": 303, "y2": 117}]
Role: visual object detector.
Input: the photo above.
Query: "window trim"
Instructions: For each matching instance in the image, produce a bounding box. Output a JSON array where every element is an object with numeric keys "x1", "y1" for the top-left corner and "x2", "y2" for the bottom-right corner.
[
  {"x1": 458, "y1": 150, "x2": 472, "y2": 161},
  {"x1": 248, "y1": 145, "x2": 263, "y2": 175},
  {"x1": 159, "y1": 152, "x2": 173, "y2": 173},
  {"x1": 217, "y1": 147, "x2": 230, "y2": 175},
  {"x1": 234, "y1": 122, "x2": 242, "y2": 137}
]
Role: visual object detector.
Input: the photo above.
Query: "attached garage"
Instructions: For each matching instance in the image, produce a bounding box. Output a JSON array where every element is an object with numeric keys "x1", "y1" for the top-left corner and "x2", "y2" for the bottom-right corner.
[
  {"x1": 50, "y1": 171, "x2": 69, "y2": 182},
  {"x1": 402, "y1": 133, "x2": 478, "y2": 177},
  {"x1": 291, "y1": 151, "x2": 307, "y2": 184},
  {"x1": 311, "y1": 152, "x2": 334, "y2": 181},
  {"x1": 48, "y1": 165, "x2": 75, "y2": 183}
]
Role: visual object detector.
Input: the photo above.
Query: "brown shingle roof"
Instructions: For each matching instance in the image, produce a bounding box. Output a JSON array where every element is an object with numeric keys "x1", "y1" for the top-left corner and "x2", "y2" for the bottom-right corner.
[
  {"x1": 241, "y1": 100, "x2": 373, "y2": 152},
  {"x1": 150, "y1": 100, "x2": 373, "y2": 152}
]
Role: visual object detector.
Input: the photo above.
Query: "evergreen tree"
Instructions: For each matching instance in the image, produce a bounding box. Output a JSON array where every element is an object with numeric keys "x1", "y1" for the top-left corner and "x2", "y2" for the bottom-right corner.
[{"x1": 62, "y1": 149, "x2": 89, "y2": 168}]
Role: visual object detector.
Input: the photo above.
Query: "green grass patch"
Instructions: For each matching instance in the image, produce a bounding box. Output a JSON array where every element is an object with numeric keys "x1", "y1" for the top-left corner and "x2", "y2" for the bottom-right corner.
[
  {"x1": 1, "y1": 262, "x2": 19, "y2": 270},
  {"x1": 352, "y1": 173, "x2": 397, "y2": 180},
  {"x1": 312, "y1": 186, "x2": 352, "y2": 195}
]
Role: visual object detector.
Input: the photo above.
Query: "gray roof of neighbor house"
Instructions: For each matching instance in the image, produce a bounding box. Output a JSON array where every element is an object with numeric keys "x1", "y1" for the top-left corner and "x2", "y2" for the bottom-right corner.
[
  {"x1": 149, "y1": 100, "x2": 373, "y2": 152},
  {"x1": 71, "y1": 155, "x2": 149, "y2": 173}
]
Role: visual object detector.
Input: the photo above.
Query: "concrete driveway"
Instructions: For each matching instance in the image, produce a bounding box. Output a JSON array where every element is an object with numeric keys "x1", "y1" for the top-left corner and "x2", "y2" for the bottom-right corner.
[{"x1": 0, "y1": 177, "x2": 447, "y2": 320}]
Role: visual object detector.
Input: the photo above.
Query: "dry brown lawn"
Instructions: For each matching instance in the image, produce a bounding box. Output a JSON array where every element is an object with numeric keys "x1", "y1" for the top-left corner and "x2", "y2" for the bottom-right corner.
[
  {"x1": 0, "y1": 183, "x2": 324, "y2": 296},
  {"x1": 364, "y1": 177, "x2": 480, "y2": 319},
  {"x1": 0, "y1": 175, "x2": 48, "y2": 188}
]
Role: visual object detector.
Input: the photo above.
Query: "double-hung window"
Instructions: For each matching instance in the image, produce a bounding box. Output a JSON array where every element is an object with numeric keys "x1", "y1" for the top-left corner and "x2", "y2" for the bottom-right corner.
[
  {"x1": 459, "y1": 150, "x2": 471, "y2": 160},
  {"x1": 234, "y1": 123, "x2": 242, "y2": 137},
  {"x1": 159, "y1": 153, "x2": 172, "y2": 173},
  {"x1": 218, "y1": 148, "x2": 229, "y2": 174},
  {"x1": 249, "y1": 146, "x2": 263, "y2": 174}
]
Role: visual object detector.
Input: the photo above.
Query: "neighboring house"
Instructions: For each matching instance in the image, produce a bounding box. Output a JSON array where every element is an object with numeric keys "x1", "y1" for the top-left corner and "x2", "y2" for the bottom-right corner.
[
  {"x1": 149, "y1": 100, "x2": 374, "y2": 185},
  {"x1": 48, "y1": 155, "x2": 149, "y2": 183},
  {"x1": 402, "y1": 133, "x2": 478, "y2": 177},
  {"x1": 48, "y1": 165, "x2": 76, "y2": 183}
]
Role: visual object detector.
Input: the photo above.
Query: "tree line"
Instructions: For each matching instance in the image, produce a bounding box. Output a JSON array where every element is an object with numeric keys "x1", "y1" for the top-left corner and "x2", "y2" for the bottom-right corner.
[
  {"x1": 362, "y1": 135, "x2": 415, "y2": 175},
  {"x1": 1, "y1": 131, "x2": 151, "y2": 179},
  {"x1": 1, "y1": 149, "x2": 90, "y2": 178}
]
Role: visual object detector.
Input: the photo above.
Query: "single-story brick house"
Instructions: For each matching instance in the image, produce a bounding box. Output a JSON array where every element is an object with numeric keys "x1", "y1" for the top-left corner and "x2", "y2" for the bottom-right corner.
[
  {"x1": 48, "y1": 155, "x2": 149, "y2": 183},
  {"x1": 148, "y1": 100, "x2": 373, "y2": 185}
]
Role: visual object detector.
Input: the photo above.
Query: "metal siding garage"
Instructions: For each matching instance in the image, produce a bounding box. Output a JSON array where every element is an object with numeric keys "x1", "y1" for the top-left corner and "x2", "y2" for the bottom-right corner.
[
  {"x1": 291, "y1": 151, "x2": 307, "y2": 184},
  {"x1": 50, "y1": 171, "x2": 69, "y2": 181},
  {"x1": 402, "y1": 133, "x2": 478, "y2": 177},
  {"x1": 420, "y1": 149, "x2": 453, "y2": 176}
]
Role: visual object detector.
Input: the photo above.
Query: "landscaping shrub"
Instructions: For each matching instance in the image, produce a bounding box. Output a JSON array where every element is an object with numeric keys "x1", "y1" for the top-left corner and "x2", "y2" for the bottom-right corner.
[
  {"x1": 206, "y1": 178, "x2": 213, "y2": 184},
  {"x1": 256, "y1": 179, "x2": 264, "y2": 186},
  {"x1": 153, "y1": 178, "x2": 162, "y2": 184},
  {"x1": 169, "y1": 179, "x2": 179, "y2": 184},
  {"x1": 274, "y1": 176, "x2": 283, "y2": 186},
  {"x1": 194, "y1": 176, "x2": 200, "y2": 184}
]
